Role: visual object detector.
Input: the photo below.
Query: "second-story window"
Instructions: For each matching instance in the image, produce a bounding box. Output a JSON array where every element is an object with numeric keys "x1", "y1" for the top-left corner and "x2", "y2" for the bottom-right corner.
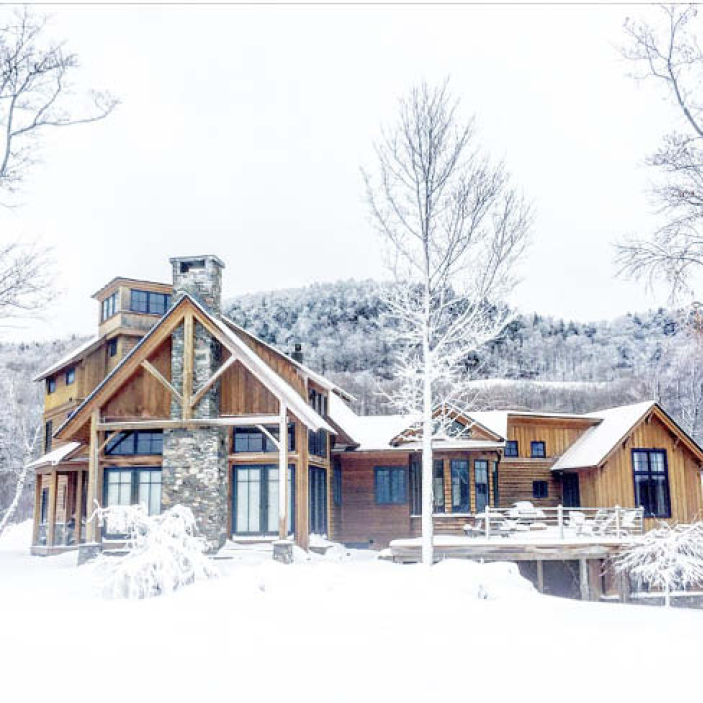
[
  {"x1": 531, "y1": 441, "x2": 546, "y2": 458},
  {"x1": 308, "y1": 428, "x2": 327, "y2": 458},
  {"x1": 107, "y1": 338, "x2": 118, "y2": 358},
  {"x1": 101, "y1": 292, "x2": 118, "y2": 322},
  {"x1": 130, "y1": 289, "x2": 171, "y2": 315},
  {"x1": 309, "y1": 388, "x2": 327, "y2": 416},
  {"x1": 105, "y1": 431, "x2": 163, "y2": 456},
  {"x1": 44, "y1": 420, "x2": 53, "y2": 453},
  {"x1": 504, "y1": 440, "x2": 519, "y2": 457},
  {"x1": 233, "y1": 425, "x2": 295, "y2": 453},
  {"x1": 46, "y1": 377, "x2": 56, "y2": 394},
  {"x1": 65, "y1": 368, "x2": 75, "y2": 385}
]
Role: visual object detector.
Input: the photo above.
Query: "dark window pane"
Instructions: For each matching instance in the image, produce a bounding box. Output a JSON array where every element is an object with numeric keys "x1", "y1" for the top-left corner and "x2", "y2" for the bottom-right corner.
[
  {"x1": 475, "y1": 460, "x2": 489, "y2": 513},
  {"x1": 504, "y1": 441, "x2": 518, "y2": 457},
  {"x1": 532, "y1": 480, "x2": 548, "y2": 499},
  {"x1": 531, "y1": 441, "x2": 546, "y2": 458}
]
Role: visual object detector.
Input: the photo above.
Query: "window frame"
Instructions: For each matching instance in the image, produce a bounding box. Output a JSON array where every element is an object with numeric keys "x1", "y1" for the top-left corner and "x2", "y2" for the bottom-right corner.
[
  {"x1": 532, "y1": 480, "x2": 548, "y2": 499},
  {"x1": 105, "y1": 430, "x2": 163, "y2": 456},
  {"x1": 450, "y1": 459, "x2": 470, "y2": 514},
  {"x1": 44, "y1": 420, "x2": 53, "y2": 453},
  {"x1": 474, "y1": 459, "x2": 489, "y2": 514},
  {"x1": 101, "y1": 292, "x2": 119, "y2": 322},
  {"x1": 129, "y1": 289, "x2": 171, "y2": 316},
  {"x1": 374, "y1": 466, "x2": 407, "y2": 505},
  {"x1": 504, "y1": 440, "x2": 519, "y2": 458},
  {"x1": 102, "y1": 466, "x2": 162, "y2": 538},
  {"x1": 46, "y1": 377, "x2": 56, "y2": 394},
  {"x1": 531, "y1": 441, "x2": 546, "y2": 459},
  {"x1": 308, "y1": 428, "x2": 327, "y2": 458},
  {"x1": 107, "y1": 338, "x2": 118, "y2": 358},
  {"x1": 632, "y1": 448, "x2": 671, "y2": 518},
  {"x1": 233, "y1": 424, "x2": 295, "y2": 454},
  {"x1": 65, "y1": 367, "x2": 75, "y2": 386}
]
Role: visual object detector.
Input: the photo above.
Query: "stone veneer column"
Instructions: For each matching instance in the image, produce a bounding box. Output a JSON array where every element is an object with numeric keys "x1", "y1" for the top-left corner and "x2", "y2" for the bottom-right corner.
[{"x1": 161, "y1": 256, "x2": 228, "y2": 552}]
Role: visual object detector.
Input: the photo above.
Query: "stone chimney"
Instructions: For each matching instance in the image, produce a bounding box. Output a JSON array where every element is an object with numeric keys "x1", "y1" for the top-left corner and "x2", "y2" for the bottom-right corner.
[
  {"x1": 170, "y1": 255, "x2": 225, "y2": 314},
  {"x1": 291, "y1": 343, "x2": 304, "y2": 364}
]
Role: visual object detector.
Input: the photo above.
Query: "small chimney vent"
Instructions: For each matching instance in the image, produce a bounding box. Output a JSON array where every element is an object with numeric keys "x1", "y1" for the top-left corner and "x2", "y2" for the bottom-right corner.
[{"x1": 291, "y1": 343, "x2": 304, "y2": 364}]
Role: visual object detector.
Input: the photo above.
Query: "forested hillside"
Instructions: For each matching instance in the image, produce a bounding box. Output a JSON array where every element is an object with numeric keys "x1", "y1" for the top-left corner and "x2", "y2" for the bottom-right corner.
[{"x1": 2, "y1": 280, "x2": 701, "y2": 523}]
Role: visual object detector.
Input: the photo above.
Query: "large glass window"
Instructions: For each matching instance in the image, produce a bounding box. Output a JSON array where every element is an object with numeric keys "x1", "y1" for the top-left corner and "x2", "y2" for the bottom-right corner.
[
  {"x1": 44, "y1": 420, "x2": 53, "y2": 453},
  {"x1": 308, "y1": 428, "x2": 327, "y2": 458},
  {"x1": 233, "y1": 425, "x2": 295, "y2": 453},
  {"x1": 433, "y1": 459, "x2": 445, "y2": 513},
  {"x1": 103, "y1": 467, "x2": 162, "y2": 536},
  {"x1": 374, "y1": 467, "x2": 407, "y2": 505},
  {"x1": 451, "y1": 459, "x2": 470, "y2": 513},
  {"x1": 409, "y1": 455, "x2": 421, "y2": 515},
  {"x1": 101, "y1": 292, "x2": 118, "y2": 321},
  {"x1": 475, "y1": 460, "x2": 489, "y2": 514},
  {"x1": 233, "y1": 464, "x2": 295, "y2": 535},
  {"x1": 129, "y1": 289, "x2": 171, "y2": 315},
  {"x1": 105, "y1": 431, "x2": 163, "y2": 456},
  {"x1": 333, "y1": 462, "x2": 342, "y2": 507},
  {"x1": 633, "y1": 449, "x2": 671, "y2": 518}
]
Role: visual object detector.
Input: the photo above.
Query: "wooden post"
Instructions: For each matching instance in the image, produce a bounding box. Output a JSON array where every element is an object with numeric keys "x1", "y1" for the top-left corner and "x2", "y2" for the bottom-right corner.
[
  {"x1": 558, "y1": 504, "x2": 564, "y2": 540},
  {"x1": 278, "y1": 402, "x2": 288, "y2": 540},
  {"x1": 85, "y1": 410, "x2": 100, "y2": 543},
  {"x1": 485, "y1": 506, "x2": 491, "y2": 538},
  {"x1": 74, "y1": 469, "x2": 84, "y2": 545},
  {"x1": 579, "y1": 558, "x2": 590, "y2": 601},
  {"x1": 46, "y1": 470, "x2": 58, "y2": 548},
  {"x1": 536, "y1": 559, "x2": 544, "y2": 594},
  {"x1": 295, "y1": 416, "x2": 309, "y2": 551},
  {"x1": 618, "y1": 571, "x2": 631, "y2": 603},
  {"x1": 588, "y1": 559, "x2": 603, "y2": 602},
  {"x1": 615, "y1": 505, "x2": 621, "y2": 538},
  {"x1": 31, "y1": 476, "x2": 42, "y2": 546},
  {"x1": 182, "y1": 313, "x2": 194, "y2": 420}
]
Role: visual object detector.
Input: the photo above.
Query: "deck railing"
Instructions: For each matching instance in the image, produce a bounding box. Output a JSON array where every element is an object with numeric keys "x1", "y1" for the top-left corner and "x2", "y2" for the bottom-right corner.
[{"x1": 472, "y1": 505, "x2": 645, "y2": 540}]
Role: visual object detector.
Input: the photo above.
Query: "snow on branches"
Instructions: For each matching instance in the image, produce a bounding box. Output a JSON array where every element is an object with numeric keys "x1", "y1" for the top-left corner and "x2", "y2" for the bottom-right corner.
[
  {"x1": 615, "y1": 521, "x2": 703, "y2": 606},
  {"x1": 92, "y1": 504, "x2": 218, "y2": 599}
]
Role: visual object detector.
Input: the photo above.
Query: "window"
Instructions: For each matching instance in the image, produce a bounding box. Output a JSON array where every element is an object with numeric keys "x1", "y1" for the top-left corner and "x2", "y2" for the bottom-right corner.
[
  {"x1": 504, "y1": 440, "x2": 518, "y2": 457},
  {"x1": 409, "y1": 455, "x2": 421, "y2": 515},
  {"x1": 104, "y1": 468, "x2": 162, "y2": 536},
  {"x1": 44, "y1": 420, "x2": 53, "y2": 453},
  {"x1": 105, "y1": 431, "x2": 163, "y2": 456},
  {"x1": 39, "y1": 488, "x2": 49, "y2": 524},
  {"x1": 333, "y1": 463, "x2": 342, "y2": 507},
  {"x1": 65, "y1": 367, "x2": 75, "y2": 385},
  {"x1": 492, "y1": 461, "x2": 500, "y2": 506},
  {"x1": 374, "y1": 467, "x2": 407, "y2": 505},
  {"x1": 233, "y1": 425, "x2": 295, "y2": 453},
  {"x1": 475, "y1": 460, "x2": 489, "y2": 514},
  {"x1": 451, "y1": 459, "x2": 470, "y2": 513},
  {"x1": 533, "y1": 480, "x2": 548, "y2": 499},
  {"x1": 46, "y1": 377, "x2": 56, "y2": 394},
  {"x1": 308, "y1": 428, "x2": 327, "y2": 458},
  {"x1": 233, "y1": 464, "x2": 295, "y2": 535},
  {"x1": 309, "y1": 388, "x2": 327, "y2": 416},
  {"x1": 433, "y1": 459, "x2": 445, "y2": 512},
  {"x1": 107, "y1": 339, "x2": 118, "y2": 358},
  {"x1": 129, "y1": 289, "x2": 171, "y2": 315},
  {"x1": 531, "y1": 441, "x2": 546, "y2": 458},
  {"x1": 632, "y1": 449, "x2": 671, "y2": 518},
  {"x1": 101, "y1": 292, "x2": 118, "y2": 321}
]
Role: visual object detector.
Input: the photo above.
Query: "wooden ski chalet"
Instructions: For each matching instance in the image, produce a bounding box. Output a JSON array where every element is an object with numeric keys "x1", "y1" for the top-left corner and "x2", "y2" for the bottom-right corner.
[{"x1": 29, "y1": 255, "x2": 703, "y2": 562}]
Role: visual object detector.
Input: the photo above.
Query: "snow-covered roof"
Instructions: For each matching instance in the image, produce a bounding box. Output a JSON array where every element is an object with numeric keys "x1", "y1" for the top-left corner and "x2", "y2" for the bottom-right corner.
[
  {"x1": 551, "y1": 401, "x2": 656, "y2": 471},
  {"x1": 328, "y1": 394, "x2": 417, "y2": 451},
  {"x1": 218, "y1": 316, "x2": 354, "y2": 402},
  {"x1": 33, "y1": 336, "x2": 100, "y2": 382},
  {"x1": 26, "y1": 442, "x2": 83, "y2": 470},
  {"x1": 57, "y1": 294, "x2": 332, "y2": 439}
]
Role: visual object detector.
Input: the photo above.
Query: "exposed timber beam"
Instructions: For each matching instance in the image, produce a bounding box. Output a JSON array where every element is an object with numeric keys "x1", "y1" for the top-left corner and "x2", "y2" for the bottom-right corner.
[
  {"x1": 256, "y1": 424, "x2": 280, "y2": 449},
  {"x1": 97, "y1": 414, "x2": 281, "y2": 432},
  {"x1": 190, "y1": 353, "x2": 238, "y2": 409},
  {"x1": 141, "y1": 360, "x2": 183, "y2": 405}
]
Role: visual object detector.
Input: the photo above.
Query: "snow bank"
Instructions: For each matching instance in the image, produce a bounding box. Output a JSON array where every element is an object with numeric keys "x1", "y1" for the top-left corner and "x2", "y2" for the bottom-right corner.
[{"x1": 0, "y1": 519, "x2": 32, "y2": 551}]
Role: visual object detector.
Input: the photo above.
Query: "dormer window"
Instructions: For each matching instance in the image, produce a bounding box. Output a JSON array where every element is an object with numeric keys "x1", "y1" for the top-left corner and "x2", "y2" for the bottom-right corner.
[
  {"x1": 130, "y1": 289, "x2": 171, "y2": 315},
  {"x1": 101, "y1": 292, "x2": 118, "y2": 322},
  {"x1": 65, "y1": 368, "x2": 75, "y2": 385}
]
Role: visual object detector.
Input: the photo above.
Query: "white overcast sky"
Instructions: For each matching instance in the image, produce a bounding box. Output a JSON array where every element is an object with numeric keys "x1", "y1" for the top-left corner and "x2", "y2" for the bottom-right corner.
[{"x1": 0, "y1": 4, "x2": 687, "y2": 341}]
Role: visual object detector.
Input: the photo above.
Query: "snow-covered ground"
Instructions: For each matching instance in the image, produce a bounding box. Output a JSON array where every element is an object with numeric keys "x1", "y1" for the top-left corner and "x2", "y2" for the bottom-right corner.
[{"x1": 1, "y1": 521, "x2": 701, "y2": 702}]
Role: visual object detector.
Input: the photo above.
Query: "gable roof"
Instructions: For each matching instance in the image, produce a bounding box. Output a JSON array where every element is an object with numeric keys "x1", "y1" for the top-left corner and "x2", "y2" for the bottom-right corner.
[
  {"x1": 34, "y1": 335, "x2": 101, "y2": 382},
  {"x1": 551, "y1": 401, "x2": 677, "y2": 471},
  {"x1": 26, "y1": 441, "x2": 84, "y2": 470},
  {"x1": 56, "y1": 294, "x2": 331, "y2": 441}
]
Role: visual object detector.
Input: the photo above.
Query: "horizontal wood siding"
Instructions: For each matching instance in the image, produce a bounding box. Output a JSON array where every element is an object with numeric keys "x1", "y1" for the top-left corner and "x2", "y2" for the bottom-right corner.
[{"x1": 497, "y1": 460, "x2": 561, "y2": 508}]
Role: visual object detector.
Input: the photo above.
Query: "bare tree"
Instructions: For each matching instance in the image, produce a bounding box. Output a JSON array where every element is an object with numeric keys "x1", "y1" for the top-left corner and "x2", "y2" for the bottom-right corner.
[
  {"x1": 1, "y1": 6, "x2": 118, "y2": 198},
  {"x1": 0, "y1": 373, "x2": 42, "y2": 537},
  {"x1": 0, "y1": 240, "x2": 54, "y2": 323},
  {"x1": 364, "y1": 81, "x2": 531, "y2": 565},
  {"x1": 616, "y1": 5, "x2": 703, "y2": 299}
]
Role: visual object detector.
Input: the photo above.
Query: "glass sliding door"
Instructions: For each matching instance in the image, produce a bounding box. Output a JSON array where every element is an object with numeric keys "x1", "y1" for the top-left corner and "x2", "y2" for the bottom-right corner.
[
  {"x1": 451, "y1": 459, "x2": 470, "y2": 513},
  {"x1": 309, "y1": 466, "x2": 327, "y2": 536},
  {"x1": 474, "y1": 460, "x2": 489, "y2": 514},
  {"x1": 233, "y1": 464, "x2": 295, "y2": 536}
]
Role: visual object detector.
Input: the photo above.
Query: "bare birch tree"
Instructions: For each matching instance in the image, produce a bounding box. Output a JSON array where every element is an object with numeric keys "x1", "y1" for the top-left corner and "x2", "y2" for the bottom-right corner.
[
  {"x1": 616, "y1": 4, "x2": 703, "y2": 299},
  {"x1": 0, "y1": 6, "x2": 118, "y2": 198},
  {"x1": 364, "y1": 81, "x2": 531, "y2": 565}
]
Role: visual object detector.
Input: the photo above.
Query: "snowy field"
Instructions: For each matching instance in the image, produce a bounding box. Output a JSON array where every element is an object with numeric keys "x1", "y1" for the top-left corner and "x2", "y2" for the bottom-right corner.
[{"x1": 1, "y1": 522, "x2": 701, "y2": 703}]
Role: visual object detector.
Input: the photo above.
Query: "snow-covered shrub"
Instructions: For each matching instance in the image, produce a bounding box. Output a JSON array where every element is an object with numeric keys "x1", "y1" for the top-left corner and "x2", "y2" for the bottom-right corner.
[
  {"x1": 615, "y1": 522, "x2": 703, "y2": 606},
  {"x1": 93, "y1": 504, "x2": 218, "y2": 599}
]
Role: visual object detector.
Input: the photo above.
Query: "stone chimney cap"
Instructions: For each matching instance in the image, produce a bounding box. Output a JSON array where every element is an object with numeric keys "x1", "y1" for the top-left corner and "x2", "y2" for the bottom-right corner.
[{"x1": 169, "y1": 254, "x2": 225, "y2": 269}]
